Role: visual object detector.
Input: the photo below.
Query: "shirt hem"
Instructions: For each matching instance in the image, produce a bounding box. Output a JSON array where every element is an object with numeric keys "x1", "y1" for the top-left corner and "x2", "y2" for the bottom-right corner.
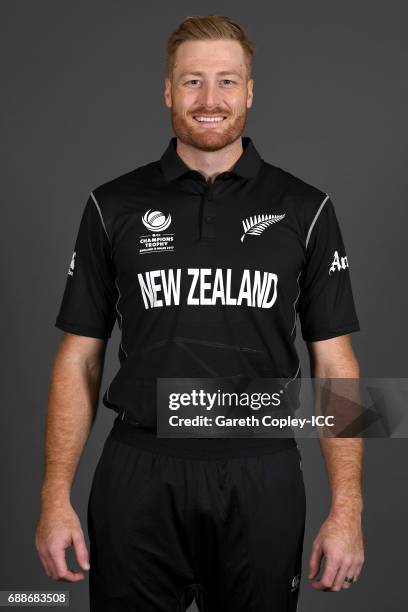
[
  {"x1": 109, "y1": 415, "x2": 298, "y2": 458},
  {"x1": 54, "y1": 318, "x2": 110, "y2": 340},
  {"x1": 302, "y1": 321, "x2": 361, "y2": 342}
]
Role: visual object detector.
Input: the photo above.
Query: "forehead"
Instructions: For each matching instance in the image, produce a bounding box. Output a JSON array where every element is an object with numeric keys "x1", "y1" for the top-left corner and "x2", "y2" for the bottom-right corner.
[{"x1": 173, "y1": 39, "x2": 247, "y2": 75}]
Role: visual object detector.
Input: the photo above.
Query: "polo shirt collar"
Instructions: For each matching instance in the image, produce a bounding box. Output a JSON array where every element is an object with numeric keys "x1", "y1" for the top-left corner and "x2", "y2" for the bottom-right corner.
[{"x1": 160, "y1": 136, "x2": 263, "y2": 182}]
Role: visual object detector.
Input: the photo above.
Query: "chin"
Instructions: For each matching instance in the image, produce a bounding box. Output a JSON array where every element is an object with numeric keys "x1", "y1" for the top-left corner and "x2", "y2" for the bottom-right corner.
[
  {"x1": 191, "y1": 132, "x2": 233, "y2": 152},
  {"x1": 171, "y1": 113, "x2": 247, "y2": 152},
  {"x1": 178, "y1": 126, "x2": 241, "y2": 152}
]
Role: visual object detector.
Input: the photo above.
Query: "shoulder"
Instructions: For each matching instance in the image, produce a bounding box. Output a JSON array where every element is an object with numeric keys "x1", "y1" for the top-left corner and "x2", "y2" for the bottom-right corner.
[
  {"x1": 260, "y1": 160, "x2": 332, "y2": 231},
  {"x1": 89, "y1": 160, "x2": 161, "y2": 216},
  {"x1": 82, "y1": 159, "x2": 161, "y2": 240},
  {"x1": 261, "y1": 160, "x2": 328, "y2": 206}
]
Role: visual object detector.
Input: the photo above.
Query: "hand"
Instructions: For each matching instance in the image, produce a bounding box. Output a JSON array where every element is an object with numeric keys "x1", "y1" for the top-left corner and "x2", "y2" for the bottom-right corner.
[
  {"x1": 308, "y1": 510, "x2": 364, "y2": 592},
  {"x1": 35, "y1": 501, "x2": 90, "y2": 581}
]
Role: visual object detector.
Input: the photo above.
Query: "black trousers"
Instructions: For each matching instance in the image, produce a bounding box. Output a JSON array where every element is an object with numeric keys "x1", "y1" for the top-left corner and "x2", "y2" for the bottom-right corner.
[{"x1": 87, "y1": 418, "x2": 306, "y2": 611}]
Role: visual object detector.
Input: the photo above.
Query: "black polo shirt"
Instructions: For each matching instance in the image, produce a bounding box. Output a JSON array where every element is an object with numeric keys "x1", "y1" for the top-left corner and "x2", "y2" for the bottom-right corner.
[{"x1": 55, "y1": 136, "x2": 360, "y2": 441}]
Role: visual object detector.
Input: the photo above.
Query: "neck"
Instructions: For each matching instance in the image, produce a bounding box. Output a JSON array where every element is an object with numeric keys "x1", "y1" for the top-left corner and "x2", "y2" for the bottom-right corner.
[{"x1": 176, "y1": 137, "x2": 244, "y2": 183}]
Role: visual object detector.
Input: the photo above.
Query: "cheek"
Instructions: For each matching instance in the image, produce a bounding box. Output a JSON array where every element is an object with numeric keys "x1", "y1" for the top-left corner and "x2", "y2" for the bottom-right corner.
[
  {"x1": 227, "y1": 92, "x2": 248, "y2": 114},
  {"x1": 173, "y1": 90, "x2": 198, "y2": 115}
]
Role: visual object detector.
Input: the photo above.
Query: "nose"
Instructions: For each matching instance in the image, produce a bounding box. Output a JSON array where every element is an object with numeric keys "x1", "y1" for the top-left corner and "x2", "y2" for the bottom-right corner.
[{"x1": 198, "y1": 81, "x2": 222, "y2": 108}]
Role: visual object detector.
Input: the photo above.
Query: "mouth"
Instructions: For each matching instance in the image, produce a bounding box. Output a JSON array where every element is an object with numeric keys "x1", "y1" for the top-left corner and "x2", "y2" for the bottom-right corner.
[{"x1": 192, "y1": 114, "x2": 228, "y2": 126}]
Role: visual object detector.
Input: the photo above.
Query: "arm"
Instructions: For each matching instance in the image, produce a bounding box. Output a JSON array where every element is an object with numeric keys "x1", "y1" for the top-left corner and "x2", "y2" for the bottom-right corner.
[
  {"x1": 306, "y1": 334, "x2": 365, "y2": 592},
  {"x1": 35, "y1": 332, "x2": 107, "y2": 582}
]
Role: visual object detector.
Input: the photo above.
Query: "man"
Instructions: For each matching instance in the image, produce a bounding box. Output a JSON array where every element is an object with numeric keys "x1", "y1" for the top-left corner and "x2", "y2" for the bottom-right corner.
[{"x1": 36, "y1": 14, "x2": 364, "y2": 612}]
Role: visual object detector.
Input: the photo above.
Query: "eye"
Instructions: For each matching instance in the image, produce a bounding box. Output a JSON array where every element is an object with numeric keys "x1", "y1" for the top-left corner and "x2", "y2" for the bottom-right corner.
[
  {"x1": 221, "y1": 79, "x2": 235, "y2": 86},
  {"x1": 185, "y1": 79, "x2": 201, "y2": 87}
]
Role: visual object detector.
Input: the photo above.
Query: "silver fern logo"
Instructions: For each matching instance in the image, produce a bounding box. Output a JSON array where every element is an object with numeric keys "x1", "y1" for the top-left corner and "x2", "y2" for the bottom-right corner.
[{"x1": 241, "y1": 213, "x2": 286, "y2": 242}]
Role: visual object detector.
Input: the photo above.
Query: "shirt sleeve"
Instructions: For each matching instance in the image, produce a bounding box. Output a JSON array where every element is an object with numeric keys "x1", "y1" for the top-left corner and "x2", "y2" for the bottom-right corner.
[
  {"x1": 297, "y1": 195, "x2": 360, "y2": 342},
  {"x1": 54, "y1": 193, "x2": 118, "y2": 339}
]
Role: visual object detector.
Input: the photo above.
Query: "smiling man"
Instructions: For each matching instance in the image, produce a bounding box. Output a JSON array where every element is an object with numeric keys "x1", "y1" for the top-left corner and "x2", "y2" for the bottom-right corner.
[
  {"x1": 36, "y1": 14, "x2": 364, "y2": 612},
  {"x1": 167, "y1": 36, "x2": 250, "y2": 154}
]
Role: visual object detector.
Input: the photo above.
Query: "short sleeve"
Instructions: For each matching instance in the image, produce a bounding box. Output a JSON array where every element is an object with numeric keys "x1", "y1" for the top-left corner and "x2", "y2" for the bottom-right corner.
[
  {"x1": 297, "y1": 196, "x2": 360, "y2": 342},
  {"x1": 54, "y1": 193, "x2": 118, "y2": 339}
]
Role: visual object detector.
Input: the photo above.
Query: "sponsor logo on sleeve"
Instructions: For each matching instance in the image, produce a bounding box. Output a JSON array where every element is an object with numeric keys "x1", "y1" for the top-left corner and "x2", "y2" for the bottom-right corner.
[
  {"x1": 291, "y1": 573, "x2": 301, "y2": 592},
  {"x1": 68, "y1": 251, "x2": 76, "y2": 276},
  {"x1": 329, "y1": 250, "x2": 349, "y2": 274}
]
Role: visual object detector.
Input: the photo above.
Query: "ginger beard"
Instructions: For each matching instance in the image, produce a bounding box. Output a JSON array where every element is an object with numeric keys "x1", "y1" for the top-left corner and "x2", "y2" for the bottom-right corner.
[{"x1": 170, "y1": 102, "x2": 248, "y2": 152}]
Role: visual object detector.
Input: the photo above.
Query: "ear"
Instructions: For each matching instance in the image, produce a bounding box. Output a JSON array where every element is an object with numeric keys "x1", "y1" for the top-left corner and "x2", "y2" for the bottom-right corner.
[
  {"x1": 246, "y1": 78, "x2": 254, "y2": 109},
  {"x1": 164, "y1": 77, "x2": 172, "y2": 108}
]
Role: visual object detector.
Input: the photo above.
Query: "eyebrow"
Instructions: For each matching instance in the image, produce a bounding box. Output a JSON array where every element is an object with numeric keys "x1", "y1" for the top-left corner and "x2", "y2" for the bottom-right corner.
[{"x1": 179, "y1": 70, "x2": 243, "y2": 79}]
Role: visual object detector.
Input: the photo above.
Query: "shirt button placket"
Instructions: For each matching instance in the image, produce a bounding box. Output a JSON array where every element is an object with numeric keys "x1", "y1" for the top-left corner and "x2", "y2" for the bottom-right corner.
[{"x1": 201, "y1": 187, "x2": 216, "y2": 242}]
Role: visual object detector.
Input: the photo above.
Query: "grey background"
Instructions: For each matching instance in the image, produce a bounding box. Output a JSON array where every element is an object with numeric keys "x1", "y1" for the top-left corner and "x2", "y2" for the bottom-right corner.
[{"x1": 1, "y1": 1, "x2": 407, "y2": 610}]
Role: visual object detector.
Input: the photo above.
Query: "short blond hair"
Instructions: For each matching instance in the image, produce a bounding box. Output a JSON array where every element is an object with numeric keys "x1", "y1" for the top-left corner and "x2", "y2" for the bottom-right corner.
[{"x1": 166, "y1": 15, "x2": 255, "y2": 77}]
